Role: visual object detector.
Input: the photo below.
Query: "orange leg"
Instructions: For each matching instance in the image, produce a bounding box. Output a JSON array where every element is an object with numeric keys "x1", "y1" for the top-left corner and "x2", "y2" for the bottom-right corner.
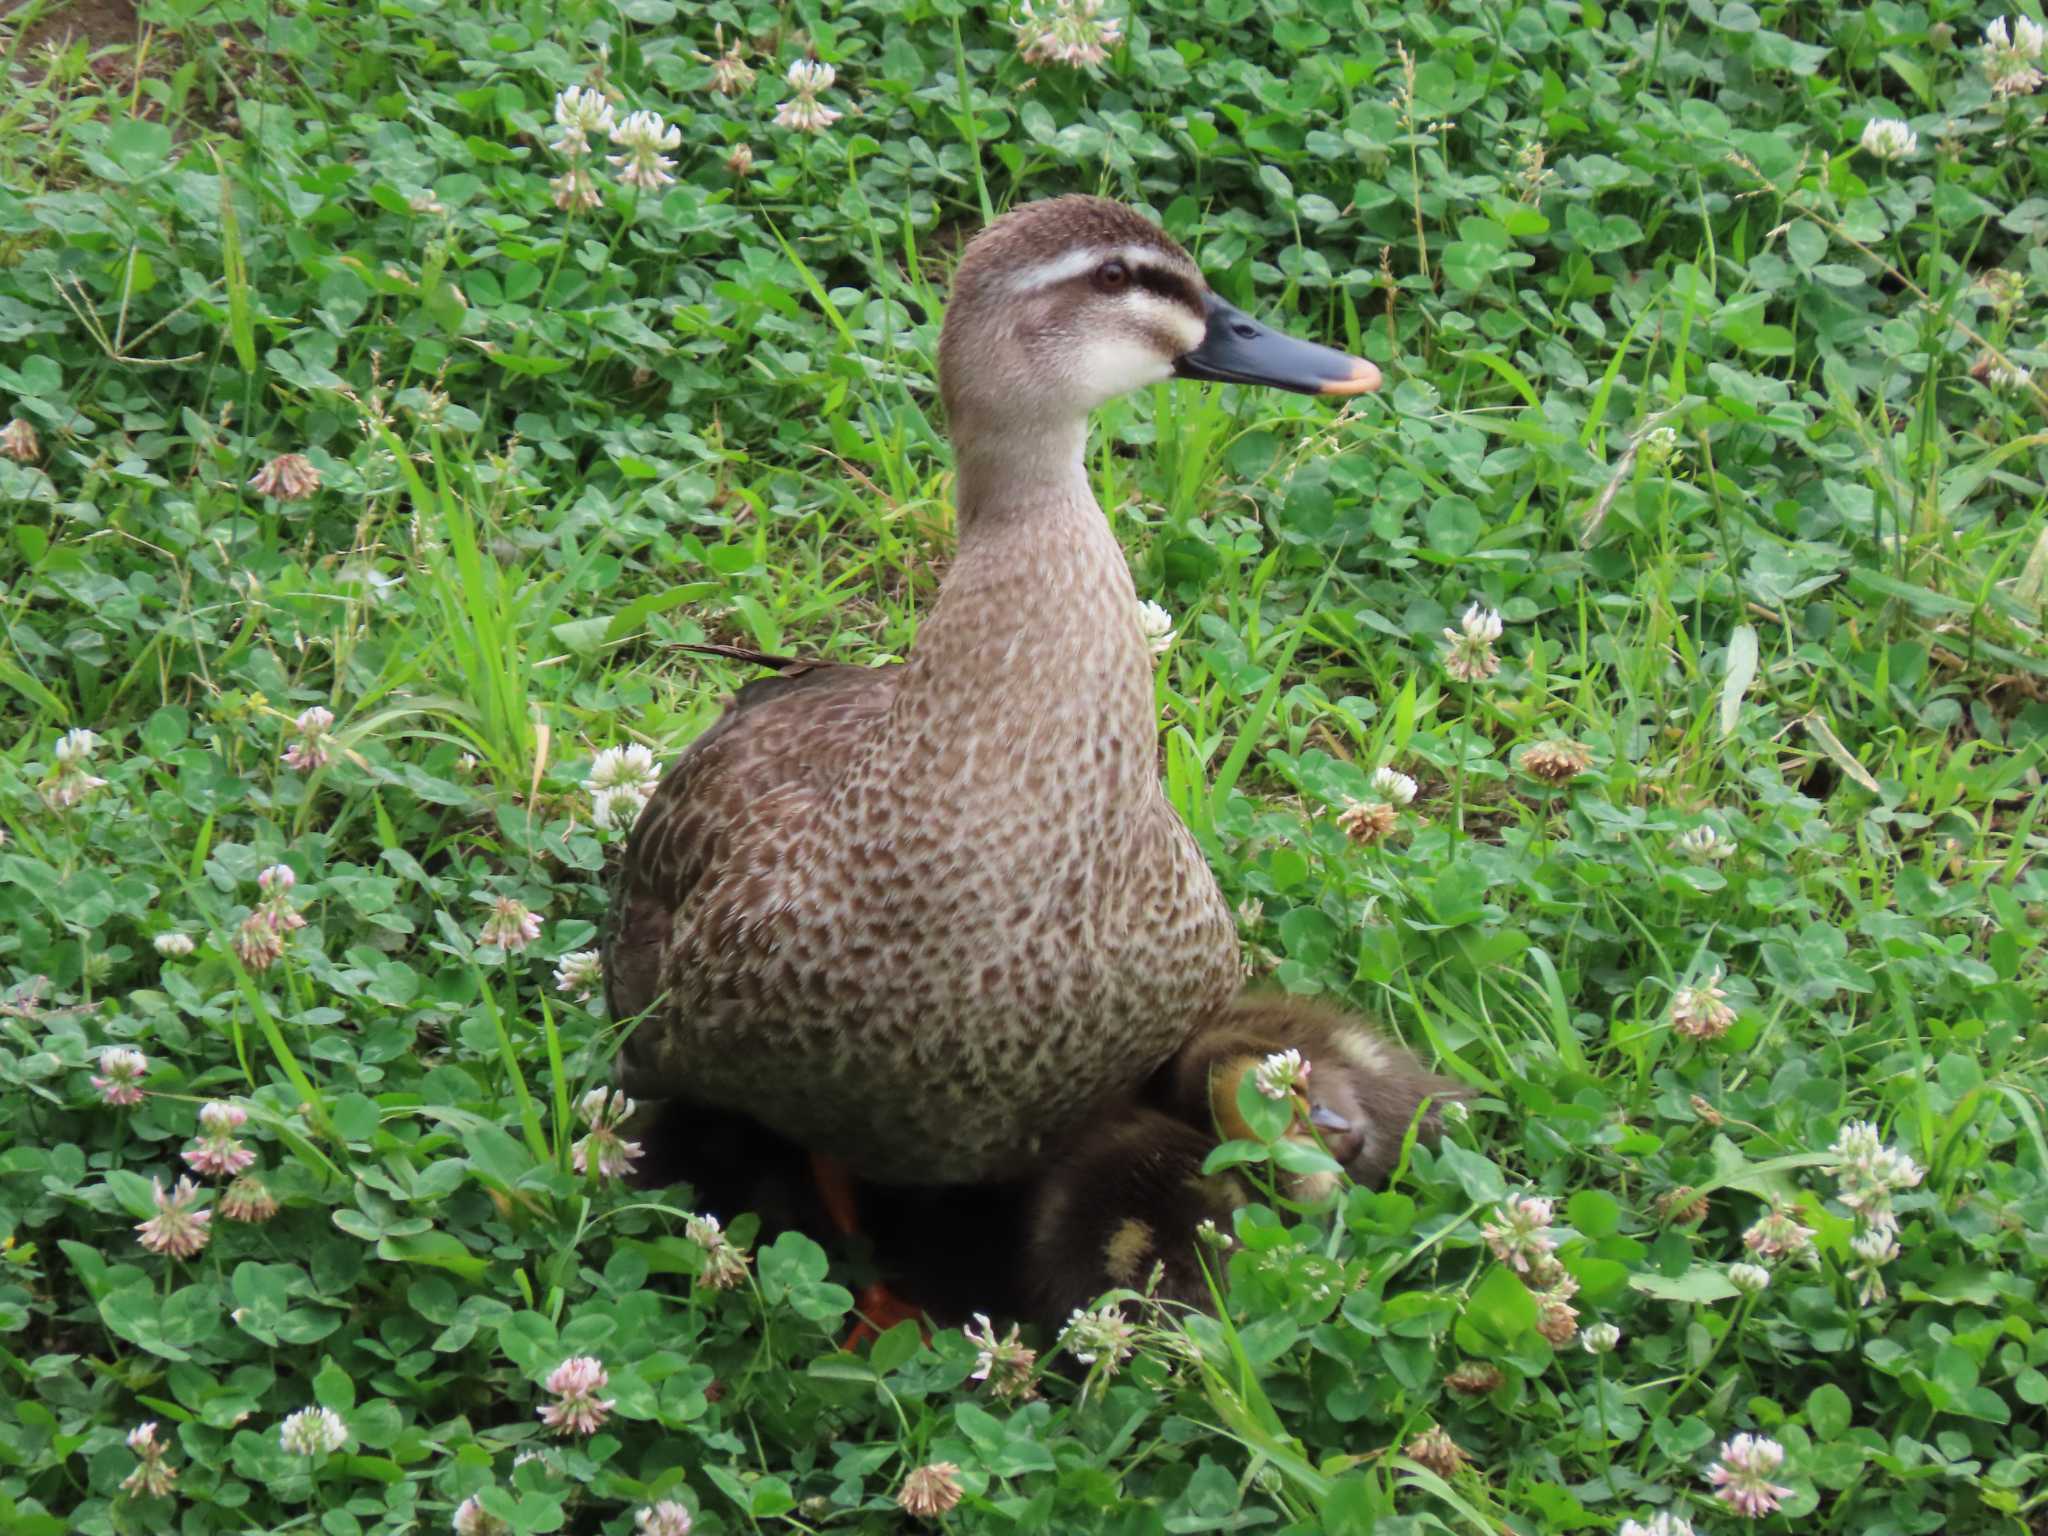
[{"x1": 810, "y1": 1153, "x2": 928, "y2": 1348}]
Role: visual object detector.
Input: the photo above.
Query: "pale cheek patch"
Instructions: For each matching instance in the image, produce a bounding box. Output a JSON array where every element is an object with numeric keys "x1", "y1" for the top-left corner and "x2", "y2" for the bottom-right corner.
[
  {"x1": 1119, "y1": 287, "x2": 1205, "y2": 356},
  {"x1": 1158, "y1": 304, "x2": 1206, "y2": 357},
  {"x1": 1073, "y1": 333, "x2": 1175, "y2": 403}
]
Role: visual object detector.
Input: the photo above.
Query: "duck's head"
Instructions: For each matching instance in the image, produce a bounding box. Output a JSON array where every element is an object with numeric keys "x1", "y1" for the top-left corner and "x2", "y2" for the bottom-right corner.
[{"x1": 938, "y1": 195, "x2": 1381, "y2": 430}]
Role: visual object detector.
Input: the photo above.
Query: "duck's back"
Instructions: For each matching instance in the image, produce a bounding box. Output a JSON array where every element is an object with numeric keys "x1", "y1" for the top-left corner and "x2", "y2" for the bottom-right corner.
[{"x1": 604, "y1": 657, "x2": 899, "y2": 1029}]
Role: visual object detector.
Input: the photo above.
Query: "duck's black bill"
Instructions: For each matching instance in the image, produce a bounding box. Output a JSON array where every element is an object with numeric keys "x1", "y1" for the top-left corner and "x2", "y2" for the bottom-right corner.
[{"x1": 1173, "y1": 292, "x2": 1382, "y2": 396}]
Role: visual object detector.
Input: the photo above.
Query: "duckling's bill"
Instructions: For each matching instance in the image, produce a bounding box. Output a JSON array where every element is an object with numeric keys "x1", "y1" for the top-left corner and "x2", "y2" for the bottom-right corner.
[{"x1": 1173, "y1": 291, "x2": 1382, "y2": 397}]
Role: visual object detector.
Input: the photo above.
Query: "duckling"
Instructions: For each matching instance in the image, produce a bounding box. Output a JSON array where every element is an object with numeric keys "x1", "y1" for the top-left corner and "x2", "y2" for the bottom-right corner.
[
  {"x1": 605, "y1": 197, "x2": 1381, "y2": 1198},
  {"x1": 627, "y1": 996, "x2": 1457, "y2": 1331},
  {"x1": 1021, "y1": 994, "x2": 1460, "y2": 1324}
]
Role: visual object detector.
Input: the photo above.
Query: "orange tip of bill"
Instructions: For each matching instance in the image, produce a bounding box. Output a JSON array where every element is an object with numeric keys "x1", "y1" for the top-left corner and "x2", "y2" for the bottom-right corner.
[{"x1": 1319, "y1": 358, "x2": 1383, "y2": 396}]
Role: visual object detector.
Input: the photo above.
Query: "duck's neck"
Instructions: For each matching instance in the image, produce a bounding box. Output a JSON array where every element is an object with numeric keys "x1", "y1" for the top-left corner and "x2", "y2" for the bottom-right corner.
[
  {"x1": 879, "y1": 414, "x2": 1156, "y2": 807},
  {"x1": 950, "y1": 417, "x2": 1092, "y2": 542}
]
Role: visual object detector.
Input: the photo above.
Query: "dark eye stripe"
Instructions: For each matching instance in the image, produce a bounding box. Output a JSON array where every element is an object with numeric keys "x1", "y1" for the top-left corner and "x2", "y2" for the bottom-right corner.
[{"x1": 1133, "y1": 264, "x2": 1204, "y2": 316}]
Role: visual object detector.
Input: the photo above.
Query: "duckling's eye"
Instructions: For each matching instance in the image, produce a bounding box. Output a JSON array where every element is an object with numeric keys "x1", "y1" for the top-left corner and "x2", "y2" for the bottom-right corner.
[{"x1": 1093, "y1": 260, "x2": 1130, "y2": 293}]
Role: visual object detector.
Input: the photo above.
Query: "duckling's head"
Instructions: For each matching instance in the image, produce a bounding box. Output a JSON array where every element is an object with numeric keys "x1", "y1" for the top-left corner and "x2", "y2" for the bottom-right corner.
[{"x1": 939, "y1": 195, "x2": 1380, "y2": 431}]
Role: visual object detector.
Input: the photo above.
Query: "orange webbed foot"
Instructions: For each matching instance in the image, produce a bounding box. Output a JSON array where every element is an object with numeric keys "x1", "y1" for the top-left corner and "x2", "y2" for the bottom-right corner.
[
  {"x1": 844, "y1": 1281, "x2": 931, "y2": 1349},
  {"x1": 810, "y1": 1154, "x2": 933, "y2": 1347}
]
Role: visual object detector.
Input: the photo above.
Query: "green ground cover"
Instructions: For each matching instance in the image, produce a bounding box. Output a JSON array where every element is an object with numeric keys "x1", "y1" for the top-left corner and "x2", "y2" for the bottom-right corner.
[{"x1": 3, "y1": 0, "x2": 2045, "y2": 1531}]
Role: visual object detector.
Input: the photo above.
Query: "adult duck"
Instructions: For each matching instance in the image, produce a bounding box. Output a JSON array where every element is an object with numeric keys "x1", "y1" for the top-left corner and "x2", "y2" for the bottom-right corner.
[{"x1": 605, "y1": 196, "x2": 1381, "y2": 1195}]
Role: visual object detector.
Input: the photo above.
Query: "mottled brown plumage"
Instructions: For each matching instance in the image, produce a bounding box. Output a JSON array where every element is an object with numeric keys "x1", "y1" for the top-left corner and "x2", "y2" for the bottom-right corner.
[{"x1": 606, "y1": 197, "x2": 1380, "y2": 1186}]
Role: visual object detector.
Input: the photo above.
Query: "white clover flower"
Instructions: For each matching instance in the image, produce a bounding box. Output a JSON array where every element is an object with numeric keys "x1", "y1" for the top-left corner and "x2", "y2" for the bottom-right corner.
[
  {"x1": 1706, "y1": 1433, "x2": 1793, "y2": 1518},
  {"x1": 478, "y1": 896, "x2": 542, "y2": 953},
  {"x1": 120, "y1": 1419, "x2": 178, "y2": 1498},
  {"x1": 1985, "y1": 16, "x2": 2047, "y2": 96},
  {"x1": 572, "y1": 1087, "x2": 641, "y2": 1179},
  {"x1": 1015, "y1": 0, "x2": 1125, "y2": 67},
  {"x1": 1859, "y1": 117, "x2": 1917, "y2": 161},
  {"x1": 1995, "y1": 14, "x2": 2047, "y2": 56},
  {"x1": 1824, "y1": 1119, "x2": 1923, "y2": 1235},
  {"x1": 785, "y1": 58, "x2": 835, "y2": 94},
  {"x1": 1848, "y1": 1225, "x2": 1900, "y2": 1304},
  {"x1": 93, "y1": 1046, "x2": 150, "y2": 1107},
  {"x1": 553, "y1": 949, "x2": 603, "y2": 1002},
  {"x1": 1519, "y1": 739, "x2": 1593, "y2": 783},
  {"x1": 1975, "y1": 349, "x2": 2031, "y2": 390},
  {"x1": 1060, "y1": 1303, "x2": 1136, "y2": 1370},
  {"x1": 1673, "y1": 824, "x2": 1735, "y2": 862},
  {"x1": 551, "y1": 167, "x2": 601, "y2": 212},
  {"x1": 250, "y1": 453, "x2": 320, "y2": 501},
  {"x1": 1441, "y1": 604, "x2": 1504, "y2": 682},
  {"x1": 1670, "y1": 970, "x2": 1737, "y2": 1040},
  {"x1": 1742, "y1": 1202, "x2": 1817, "y2": 1264},
  {"x1": 1618, "y1": 1514, "x2": 1694, "y2": 1536},
  {"x1": 54, "y1": 728, "x2": 98, "y2": 767},
  {"x1": 197, "y1": 1101, "x2": 247, "y2": 1136},
  {"x1": 963, "y1": 1312, "x2": 1040, "y2": 1401},
  {"x1": 577, "y1": 1086, "x2": 633, "y2": 1128},
  {"x1": 608, "y1": 110, "x2": 682, "y2": 191},
  {"x1": 1637, "y1": 423, "x2": 1681, "y2": 470},
  {"x1": 281, "y1": 705, "x2": 335, "y2": 772},
  {"x1": 278, "y1": 1406, "x2": 349, "y2": 1458},
  {"x1": 772, "y1": 96, "x2": 838, "y2": 138},
  {"x1": 1532, "y1": 1271, "x2": 1580, "y2": 1346},
  {"x1": 1336, "y1": 798, "x2": 1398, "y2": 845},
  {"x1": 897, "y1": 1463, "x2": 964, "y2": 1520},
  {"x1": 551, "y1": 86, "x2": 617, "y2": 157},
  {"x1": 774, "y1": 59, "x2": 843, "y2": 133},
  {"x1": 636, "y1": 1503, "x2": 694, "y2": 1536},
  {"x1": 1581, "y1": 1322, "x2": 1621, "y2": 1354},
  {"x1": 1727, "y1": 1261, "x2": 1772, "y2": 1294},
  {"x1": 1251, "y1": 1048, "x2": 1310, "y2": 1101},
  {"x1": 539, "y1": 1356, "x2": 614, "y2": 1437},
  {"x1": 0, "y1": 417, "x2": 38, "y2": 462},
  {"x1": 136, "y1": 1175, "x2": 211, "y2": 1257},
  {"x1": 1825, "y1": 1121, "x2": 1925, "y2": 1198},
  {"x1": 700, "y1": 25, "x2": 756, "y2": 96},
  {"x1": 587, "y1": 743, "x2": 661, "y2": 830},
  {"x1": 1460, "y1": 604, "x2": 1502, "y2": 642},
  {"x1": 1826, "y1": 1120, "x2": 1883, "y2": 1168},
  {"x1": 1403, "y1": 1425, "x2": 1467, "y2": 1476},
  {"x1": 153, "y1": 932, "x2": 196, "y2": 958},
  {"x1": 683, "y1": 1212, "x2": 725, "y2": 1249},
  {"x1": 41, "y1": 727, "x2": 109, "y2": 808},
  {"x1": 1480, "y1": 1192, "x2": 1557, "y2": 1273},
  {"x1": 1135, "y1": 599, "x2": 1175, "y2": 656},
  {"x1": 1371, "y1": 766, "x2": 1418, "y2": 805},
  {"x1": 183, "y1": 1101, "x2": 256, "y2": 1178}
]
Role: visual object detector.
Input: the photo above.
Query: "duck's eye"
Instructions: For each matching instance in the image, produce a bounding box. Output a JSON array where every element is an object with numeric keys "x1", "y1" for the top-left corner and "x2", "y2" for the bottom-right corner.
[{"x1": 1093, "y1": 260, "x2": 1130, "y2": 293}]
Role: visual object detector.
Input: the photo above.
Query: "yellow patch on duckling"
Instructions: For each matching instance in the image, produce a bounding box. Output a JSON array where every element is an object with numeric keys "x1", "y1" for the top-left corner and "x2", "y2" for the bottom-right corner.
[{"x1": 1103, "y1": 1219, "x2": 1157, "y2": 1285}]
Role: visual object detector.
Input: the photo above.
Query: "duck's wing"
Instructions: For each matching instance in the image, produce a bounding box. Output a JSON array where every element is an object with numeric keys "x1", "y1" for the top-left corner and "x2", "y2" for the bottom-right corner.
[{"x1": 602, "y1": 650, "x2": 900, "y2": 1026}]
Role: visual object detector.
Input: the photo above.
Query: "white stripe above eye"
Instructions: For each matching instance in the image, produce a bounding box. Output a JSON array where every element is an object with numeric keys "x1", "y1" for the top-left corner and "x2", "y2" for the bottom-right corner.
[{"x1": 991, "y1": 244, "x2": 1169, "y2": 298}]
